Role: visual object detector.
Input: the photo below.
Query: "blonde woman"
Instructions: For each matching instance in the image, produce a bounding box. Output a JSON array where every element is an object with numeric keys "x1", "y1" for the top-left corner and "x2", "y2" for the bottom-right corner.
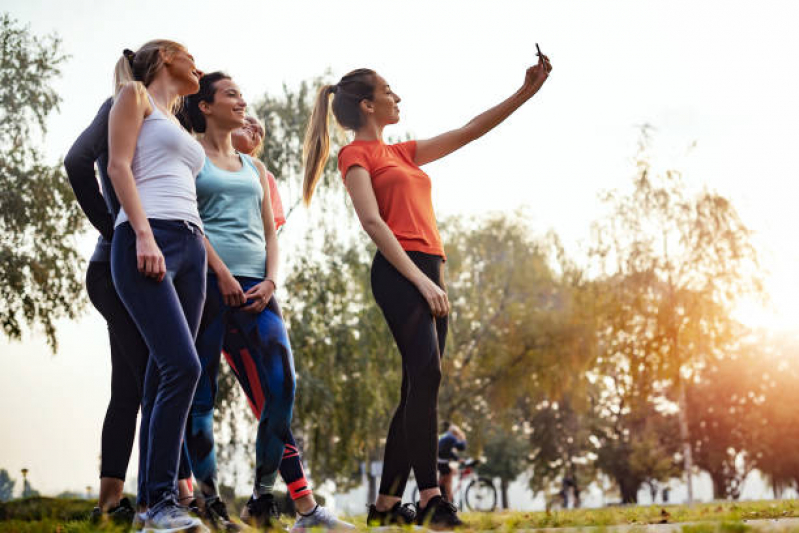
[{"x1": 107, "y1": 40, "x2": 207, "y2": 533}]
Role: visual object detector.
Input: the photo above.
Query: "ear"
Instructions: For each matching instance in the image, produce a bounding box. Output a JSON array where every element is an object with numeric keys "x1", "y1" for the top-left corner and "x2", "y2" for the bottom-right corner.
[
  {"x1": 199, "y1": 100, "x2": 212, "y2": 116},
  {"x1": 359, "y1": 99, "x2": 375, "y2": 115},
  {"x1": 160, "y1": 48, "x2": 177, "y2": 66}
]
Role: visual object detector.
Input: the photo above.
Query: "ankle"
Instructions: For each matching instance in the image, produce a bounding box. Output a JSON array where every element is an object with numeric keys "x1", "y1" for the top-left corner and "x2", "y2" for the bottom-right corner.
[
  {"x1": 294, "y1": 495, "x2": 317, "y2": 515},
  {"x1": 374, "y1": 495, "x2": 400, "y2": 513}
]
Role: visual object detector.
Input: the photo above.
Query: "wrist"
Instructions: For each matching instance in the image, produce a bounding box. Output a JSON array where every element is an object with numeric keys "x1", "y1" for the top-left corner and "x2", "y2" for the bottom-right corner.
[{"x1": 264, "y1": 277, "x2": 277, "y2": 290}]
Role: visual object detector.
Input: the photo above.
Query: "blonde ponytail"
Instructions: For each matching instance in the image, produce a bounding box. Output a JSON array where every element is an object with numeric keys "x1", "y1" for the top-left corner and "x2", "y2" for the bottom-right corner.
[
  {"x1": 302, "y1": 84, "x2": 336, "y2": 206},
  {"x1": 112, "y1": 40, "x2": 186, "y2": 98}
]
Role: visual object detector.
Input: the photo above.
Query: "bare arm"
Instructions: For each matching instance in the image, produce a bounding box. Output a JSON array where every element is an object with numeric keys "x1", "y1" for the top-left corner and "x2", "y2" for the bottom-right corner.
[
  {"x1": 242, "y1": 161, "x2": 279, "y2": 313},
  {"x1": 107, "y1": 82, "x2": 165, "y2": 281},
  {"x1": 414, "y1": 53, "x2": 552, "y2": 167},
  {"x1": 345, "y1": 166, "x2": 449, "y2": 317}
]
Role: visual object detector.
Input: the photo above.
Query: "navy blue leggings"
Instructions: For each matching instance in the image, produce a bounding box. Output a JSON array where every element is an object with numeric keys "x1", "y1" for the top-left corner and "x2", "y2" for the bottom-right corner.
[
  {"x1": 111, "y1": 219, "x2": 207, "y2": 507},
  {"x1": 187, "y1": 274, "x2": 296, "y2": 498}
]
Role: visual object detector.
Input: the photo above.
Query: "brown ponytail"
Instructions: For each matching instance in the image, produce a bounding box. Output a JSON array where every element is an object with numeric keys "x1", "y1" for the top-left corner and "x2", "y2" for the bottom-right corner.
[
  {"x1": 302, "y1": 68, "x2": 377, "y2": 205},
  {"x1": 302, "y1": 84, "x2": 337, "y2": 206}
]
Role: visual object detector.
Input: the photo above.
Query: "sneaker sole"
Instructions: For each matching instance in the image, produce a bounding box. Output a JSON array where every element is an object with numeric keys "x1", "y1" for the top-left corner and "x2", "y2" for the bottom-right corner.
[{"x1": 141, "y1": 524, "x2": 210, "y2": 533}]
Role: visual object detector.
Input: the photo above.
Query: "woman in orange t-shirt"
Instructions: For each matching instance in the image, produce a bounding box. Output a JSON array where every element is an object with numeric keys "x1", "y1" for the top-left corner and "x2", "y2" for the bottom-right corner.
[{"x1": 302, "y1": 52, "x2": 552, "y2": 528}]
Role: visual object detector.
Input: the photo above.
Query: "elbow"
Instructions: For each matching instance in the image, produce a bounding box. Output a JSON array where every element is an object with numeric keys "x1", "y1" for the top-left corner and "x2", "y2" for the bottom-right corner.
[
  {"x1": 360, "y1": 216, "x2": 383, "y2": 237},
  {"x1": 106, "y1": 159, "x2": 127, "y2": 184}
]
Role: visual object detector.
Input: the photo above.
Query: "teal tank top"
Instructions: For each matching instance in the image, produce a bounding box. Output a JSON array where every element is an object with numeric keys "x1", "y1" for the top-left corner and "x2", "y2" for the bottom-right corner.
[{"x1": 196, "y1": 154, "x2": 266, "y2": 278}]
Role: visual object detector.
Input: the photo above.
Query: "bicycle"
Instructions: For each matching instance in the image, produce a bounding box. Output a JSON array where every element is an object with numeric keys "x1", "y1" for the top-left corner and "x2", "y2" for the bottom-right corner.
[{"x1": 410, "y1": 458, "x2": 497, "y2": 512}]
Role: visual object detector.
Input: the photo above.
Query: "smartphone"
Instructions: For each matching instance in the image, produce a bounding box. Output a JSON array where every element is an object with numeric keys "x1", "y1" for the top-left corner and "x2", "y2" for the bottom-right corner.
[{"x1": 536, "y1": 43, "x2": 542, "y2": 57}]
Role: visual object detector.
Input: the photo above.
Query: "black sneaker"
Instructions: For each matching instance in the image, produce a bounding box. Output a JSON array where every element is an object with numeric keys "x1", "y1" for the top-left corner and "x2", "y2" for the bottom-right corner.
[
  {"x1": 416, "y1": 496, "x2": 463, "y2": 530},
  {"x1": 240, "y1": 494, "x2": 286, "y2": 531},
  {"x1": 366, "y1": 501, "x2": 417, "y2": 527},
  {"x1": 89, "y1": 497, "x2": 136, "y2": 525},
  {"x1": 201, "y1": 497, "x2": 242, "y2": 532}
]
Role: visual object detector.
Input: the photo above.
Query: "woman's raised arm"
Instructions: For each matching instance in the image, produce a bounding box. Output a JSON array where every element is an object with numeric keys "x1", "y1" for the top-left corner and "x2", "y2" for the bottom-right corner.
[{"x1": 414, "y1": 52, "x2": 552, "y2": 167}]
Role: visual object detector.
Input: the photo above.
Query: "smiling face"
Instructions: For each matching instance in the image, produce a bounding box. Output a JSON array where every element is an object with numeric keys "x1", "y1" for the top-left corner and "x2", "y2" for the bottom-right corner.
[
  {"x1": 364, "y1": 74, "x2": 401, "y2": 126},
  {"x1": 163, "y1": 46, "x2": 203, "y2": 95},
  {"x1": 231, "y1": 116, "x2": 265, "y2": 155},
  {"x1": 199, "y1": 78, "x2": 247, "y2": 131}
]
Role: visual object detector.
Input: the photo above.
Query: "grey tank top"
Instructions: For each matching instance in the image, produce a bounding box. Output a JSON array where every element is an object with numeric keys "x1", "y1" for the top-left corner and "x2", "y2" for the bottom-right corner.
[{"x1": 115, "y1": 94, "x2": 205, "y2": 229}]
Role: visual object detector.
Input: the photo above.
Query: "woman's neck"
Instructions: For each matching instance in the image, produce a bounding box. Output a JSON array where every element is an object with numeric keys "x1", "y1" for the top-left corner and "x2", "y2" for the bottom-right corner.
[
  {"x1": 201, "y1": 124, "x2": 235, "y2": 156},
  {"x1": 146, "y1": 77, "x2": 180, "y2": 115},
  {"x1": 353, "y1": 121, "x2": 384, "y2": 142}
]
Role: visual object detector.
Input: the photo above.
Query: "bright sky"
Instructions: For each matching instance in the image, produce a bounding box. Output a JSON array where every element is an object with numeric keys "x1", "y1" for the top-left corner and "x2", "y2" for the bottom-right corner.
[{"x1": 1, "y1": 0, "x2": 798, "y2": 500}]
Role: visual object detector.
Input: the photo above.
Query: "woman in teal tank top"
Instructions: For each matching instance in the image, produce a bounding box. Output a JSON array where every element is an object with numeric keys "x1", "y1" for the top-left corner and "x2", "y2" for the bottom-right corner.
[{"x1": 179, "y1": 72, "x2": 352, "y2": 532}]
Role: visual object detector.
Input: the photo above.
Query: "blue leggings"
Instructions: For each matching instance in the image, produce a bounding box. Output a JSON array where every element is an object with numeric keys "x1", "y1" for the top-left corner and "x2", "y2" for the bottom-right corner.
[
  {"x1": 111, "y1": 220, "x2": 206, "y2": 507},
  {"x1": 187, "y1": 274, "x2": 296, "y2": 497}
]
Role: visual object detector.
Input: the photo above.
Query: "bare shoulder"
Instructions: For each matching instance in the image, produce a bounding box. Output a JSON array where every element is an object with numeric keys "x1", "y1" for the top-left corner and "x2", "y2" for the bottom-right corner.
[
  {"x1": 251, "y1": 157, "x2": 268, "y2": 175},
  {"x1": 113, "y1": 81, "x2": 151, "y2": 114}
]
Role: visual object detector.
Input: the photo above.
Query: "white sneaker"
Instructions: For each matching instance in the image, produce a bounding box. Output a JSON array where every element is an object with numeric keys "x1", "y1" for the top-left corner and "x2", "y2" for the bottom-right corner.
[
  {"x1": 291, "y1": 505, "x2": 355, "y2": 532},
  {"x1": 141, "y1": 497, "x2": 209, "y2": 533}
]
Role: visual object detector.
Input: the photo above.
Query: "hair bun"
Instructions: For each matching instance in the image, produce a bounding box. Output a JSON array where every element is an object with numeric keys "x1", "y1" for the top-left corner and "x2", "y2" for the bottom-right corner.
[
  {"x1": 123, "y1": 48, "x2": 135, "y2": 67},
  {"x1": 330, "y1": 84, "x2": 338, "y2": 94}
]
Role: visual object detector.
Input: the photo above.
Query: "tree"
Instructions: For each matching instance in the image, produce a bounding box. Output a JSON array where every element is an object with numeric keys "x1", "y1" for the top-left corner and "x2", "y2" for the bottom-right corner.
[
  {"x1": 686, "y1": 347, "x2": 767, "y2": 500},
  {"x1": 438, "y1": 214, "x2": 600, "y2": 426},
  {"x1": 478, "y1": 423, "x2": 529, "y2": 509},
  {"x1": 0, "y1": 13, "x2": 84, "y2": 350},
  {"x1": 0, "y1": 469, "x2": 14, "y2": 502},
  {"x1": 590, "y1": 127, "x2": 762, "y2": 501}
]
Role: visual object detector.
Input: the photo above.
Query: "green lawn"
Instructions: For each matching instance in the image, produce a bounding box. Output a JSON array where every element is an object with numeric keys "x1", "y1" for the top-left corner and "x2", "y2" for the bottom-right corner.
[{"x1": 3, "y1": 497, "x2": 799, "y2": 531}]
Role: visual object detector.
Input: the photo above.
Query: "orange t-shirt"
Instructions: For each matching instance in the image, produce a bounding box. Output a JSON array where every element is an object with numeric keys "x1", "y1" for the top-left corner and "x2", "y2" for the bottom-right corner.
[{"x1": 338, "y1": 140, "x2": 444, "y2": 258}]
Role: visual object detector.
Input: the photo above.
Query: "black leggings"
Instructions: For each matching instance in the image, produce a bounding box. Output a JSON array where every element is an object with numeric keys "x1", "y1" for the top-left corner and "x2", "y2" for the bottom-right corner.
[
  {"x1": 372, "y1": 251, "x2": 447, "y2": 496},
  {"x1": 86, "y1": 260, "x2": 149, "y2": 480},
  {"x1": 87, "y1": 261, "x2": 194, "y2": 483}
]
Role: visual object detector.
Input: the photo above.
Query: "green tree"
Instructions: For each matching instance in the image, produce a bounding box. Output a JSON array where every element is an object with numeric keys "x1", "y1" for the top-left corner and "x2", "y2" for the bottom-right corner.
[
  {"x1": 478, "y1": 423, "x2": 529, "y2": 509},
  {"x1": 0, "y1": 469, "x2": 15, "y2": 502},
  {"x1": 439, "y1": 214, "x2": 600, "y2": 425},
  {"x1": 0, "y1": 13, "x2": 83, "y2": 350},
  {"x1": 590, "y1": 127, "x2": 762, "y2": 501}
]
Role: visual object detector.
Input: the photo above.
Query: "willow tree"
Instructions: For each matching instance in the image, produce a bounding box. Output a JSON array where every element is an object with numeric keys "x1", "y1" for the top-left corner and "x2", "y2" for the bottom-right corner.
[
  {"x1": 0, "y1": 13, "x2": 83, "y2": 350},
  {"x1": 590, "y1": 127, "x2": 762, "y2": 502}
]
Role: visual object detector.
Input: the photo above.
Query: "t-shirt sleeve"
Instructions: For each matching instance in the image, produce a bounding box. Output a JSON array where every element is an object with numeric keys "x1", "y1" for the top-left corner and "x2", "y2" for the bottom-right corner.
[
  {"x1": 393, "y1": 140, "x2": 417, "y2": 165},
  {"x1": 338, "y1": 145, "x2": 370, "y2": 183},
  {"x1": 265, "y1": 170, "x2": 286, "y2": 229}
]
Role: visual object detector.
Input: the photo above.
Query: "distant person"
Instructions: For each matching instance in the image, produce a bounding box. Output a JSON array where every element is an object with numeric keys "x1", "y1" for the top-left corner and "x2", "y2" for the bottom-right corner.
[
  {"x1": 107, "y1": 40, "x2": 207, "y2": 533},
  {"x1": 180, "y1": 72, "x2": 352, "y2": 532},
  {"x1": 302, "y1": 50, "x2": 552, "y2": 529},
  {"x1": 438, "y1": 424, "x2": 467, "y2": 503},
  {"x1": 231, "y1": 116, "x2": 286, "y2": 230}
]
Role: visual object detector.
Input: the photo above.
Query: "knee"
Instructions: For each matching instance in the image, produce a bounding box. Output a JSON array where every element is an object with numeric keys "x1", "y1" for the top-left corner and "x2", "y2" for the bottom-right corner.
[{"x1": 413, "y1": 360, "x2": 441, "y2": 391}]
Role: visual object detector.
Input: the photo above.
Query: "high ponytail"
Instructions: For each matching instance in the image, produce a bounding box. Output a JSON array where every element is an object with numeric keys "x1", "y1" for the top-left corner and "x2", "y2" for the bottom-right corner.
[
  {"x1": 302, "y1": 84, "x2": 336, "y2": 206},
  {"x1": 112, "y1": 39, "x2": 186, "y2": 98},
  {"x1": 302, "y1": 68, "x2": 377, "y2": 206}
]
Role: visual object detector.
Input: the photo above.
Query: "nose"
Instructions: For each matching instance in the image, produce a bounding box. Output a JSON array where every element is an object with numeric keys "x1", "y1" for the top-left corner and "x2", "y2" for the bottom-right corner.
[{"x1": 394, "y1": 93, "x2": 401, "y2": 103}]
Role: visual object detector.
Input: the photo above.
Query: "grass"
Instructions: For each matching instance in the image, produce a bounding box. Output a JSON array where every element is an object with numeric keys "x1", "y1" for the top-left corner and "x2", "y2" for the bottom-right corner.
[{"x1": 3, "y1": 498, "x2": 799, "y2": 531}]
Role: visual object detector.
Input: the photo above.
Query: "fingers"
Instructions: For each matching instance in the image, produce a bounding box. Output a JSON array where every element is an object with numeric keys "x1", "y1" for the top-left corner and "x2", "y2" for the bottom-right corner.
[
  {"x1": 138, "y1": 253, "x2": 165, "y2": 282},
  {"x1": 425, "y1": 287, "x2": 450, "y2": 317}
]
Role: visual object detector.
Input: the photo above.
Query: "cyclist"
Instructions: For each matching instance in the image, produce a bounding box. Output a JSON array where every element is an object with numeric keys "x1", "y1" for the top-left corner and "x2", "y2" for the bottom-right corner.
[{"x1": 437, "y1": 424, "x2": 467, "y2": 503}]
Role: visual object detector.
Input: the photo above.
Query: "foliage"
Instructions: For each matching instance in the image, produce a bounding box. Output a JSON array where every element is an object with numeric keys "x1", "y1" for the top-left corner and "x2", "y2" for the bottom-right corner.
[
  {"x1": 0, "y1": 13, "x2": 84, "y2": 350},
  {"x1": 0, "y1": 469, "x2": 14, "y2": 502},
  {"x1": 478, "y1": 423, "x2": 529, "y2": 509},
  {"x1": 590, "y1": 126, "x2": 762, "y2": 500}
]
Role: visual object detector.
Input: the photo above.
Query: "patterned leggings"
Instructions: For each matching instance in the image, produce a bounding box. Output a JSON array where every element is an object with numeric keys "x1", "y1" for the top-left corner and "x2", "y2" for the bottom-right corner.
[{"x1": 186, "y1": 274, "x2": 311, "y2": 500}]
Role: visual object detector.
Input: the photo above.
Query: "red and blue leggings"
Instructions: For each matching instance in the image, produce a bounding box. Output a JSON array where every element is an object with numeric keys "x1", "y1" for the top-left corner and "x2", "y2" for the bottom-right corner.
[{"x1": 186, "y1": 274, "x2": 311, "y2": 500}]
